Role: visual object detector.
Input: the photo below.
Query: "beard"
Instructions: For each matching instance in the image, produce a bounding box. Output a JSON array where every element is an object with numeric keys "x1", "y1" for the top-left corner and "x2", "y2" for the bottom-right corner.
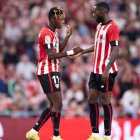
[{"x1": 96, "y1": 16, "x2": 104, "y2": 23}]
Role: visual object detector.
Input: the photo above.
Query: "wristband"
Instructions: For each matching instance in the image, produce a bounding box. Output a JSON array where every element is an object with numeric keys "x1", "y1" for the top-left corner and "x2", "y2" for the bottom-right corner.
[{"x1": 66, "y1": 50, "x2": 74, "y2": 56}]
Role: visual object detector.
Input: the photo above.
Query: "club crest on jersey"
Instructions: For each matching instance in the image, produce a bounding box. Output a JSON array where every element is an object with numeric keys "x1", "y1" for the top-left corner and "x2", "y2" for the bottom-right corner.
[{"x1": 45, "y1": 36, "x2": 51, "y2": 44}]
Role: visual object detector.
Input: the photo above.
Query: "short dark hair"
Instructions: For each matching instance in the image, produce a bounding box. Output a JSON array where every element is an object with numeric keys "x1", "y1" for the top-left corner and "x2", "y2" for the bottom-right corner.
[
  {"x1": 48, "y1": 7, "x2": 64, "y2": 20},
  {"x1": 95, "y1": 2, "x2": 110, "y2": 11}
]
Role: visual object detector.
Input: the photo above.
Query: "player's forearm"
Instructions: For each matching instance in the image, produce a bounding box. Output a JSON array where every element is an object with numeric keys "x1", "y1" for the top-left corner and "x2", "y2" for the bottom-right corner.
[
  {"x1": 83, "y1": 46, "x2": 94, "y2": 54},
  {"x1": 48, "y1": 50, "x2": 74, "y2": 59},
  {"x1": 105, "y1": 46, "x2": 119, "y2": 71},
  {"x1": 59, "y1": 36, "x2": 70, "y2": 52},
  {"x1": 48, "y1": 52, "x2": 67, "y2": 59}
]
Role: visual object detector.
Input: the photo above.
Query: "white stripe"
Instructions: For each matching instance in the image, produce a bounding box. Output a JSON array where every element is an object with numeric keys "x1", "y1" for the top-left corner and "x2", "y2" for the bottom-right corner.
[
  {"x1": 56, "y1": 60, "x2": 59, "y2": 72},
  {"x1": 94, "y1": 25, "x2": 104, "y2": 73},
  {"x1": 98, "y1": 26, "x2": 105, "y2": 74},
  {"x1": 110, "y1": 67, "x2": 113, "y2": 73},
  {"x1": 51, "y1": 59, "x2": 55, "y2": 71},
  {"x1": 38, "y1": 62, "x2": 42, "y2": 75},
  {"x1": 95, "y1": 24, "x2": 101, "y2": 39},
  {"x1": 114, "y1": 62, "x2": 118, "y2": 71},
  {"x1": 99, "y1": 24, "x2": 112, "y2": 74},
  {"x1": 97, "y1": 23, "x2": 101, "y2": 30},
  {"x1": 57, "y1": 44, "x2": 59, "y2": 53},
  {"x1": 56, "y1": 36, "x2": 59, "y2": 72},
  {"x1": 48, "y1": 44, "x2": 51, "y2": 49},
  {"x1": 44, "y1": 56, "x2": 49, "y2": 74},
  {"x1": 92, "y1": 27, "x2": 98, "y2": 71},
  {"x1": 53, "y1": 42, "x2": 55, "y2": 47},
  {"x1": 116, "y1": 41, "x2": 118, "y2": 46},
  {"x1": 92, "y1": 24, "x2": 102, "y2": 72}
]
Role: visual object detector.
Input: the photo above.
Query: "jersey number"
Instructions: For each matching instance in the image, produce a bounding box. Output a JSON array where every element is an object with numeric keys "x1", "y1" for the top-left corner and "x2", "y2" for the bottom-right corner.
[{"x1": 52, "y1": 75, "x2": 60, "y2": 89}]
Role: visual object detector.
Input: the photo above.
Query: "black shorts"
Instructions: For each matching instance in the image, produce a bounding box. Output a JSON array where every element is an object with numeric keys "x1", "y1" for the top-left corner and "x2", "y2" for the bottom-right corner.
[
  {"x1": 88, "y1": 72, "x2": 117, "y2": 92},
  {"x1": 38, "y1": 72, "x2": 61, "y2": 94}
]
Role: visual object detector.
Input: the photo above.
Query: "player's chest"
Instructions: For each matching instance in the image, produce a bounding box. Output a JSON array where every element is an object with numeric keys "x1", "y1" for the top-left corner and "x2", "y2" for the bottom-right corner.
[
  {"x1": 95, "y1": 26, "x2": 109, "y2": 43},
  {"x1": 52, "y1": 33, "x2": 59, "y2": 47},
  {"x1": 52, "y1": 35, "x2": 59, "y2": 52},
  {"x1": 95, "y1": 30, "x2": 106, "y2": 42}
]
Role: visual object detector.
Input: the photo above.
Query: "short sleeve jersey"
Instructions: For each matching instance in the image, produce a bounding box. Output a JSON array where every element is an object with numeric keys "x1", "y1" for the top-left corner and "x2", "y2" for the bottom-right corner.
[
  {"x1": 37, "y1": 27, "x2": 60, "y2": 75},
  {"x1": 92, "y1": 20, "x2": 120, "y2": 74}
]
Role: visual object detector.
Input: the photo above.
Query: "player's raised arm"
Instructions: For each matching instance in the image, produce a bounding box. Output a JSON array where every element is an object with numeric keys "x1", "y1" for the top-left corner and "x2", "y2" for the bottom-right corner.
[{"x1": 59, "y1": 25, "x2": 72, "y2": 52}]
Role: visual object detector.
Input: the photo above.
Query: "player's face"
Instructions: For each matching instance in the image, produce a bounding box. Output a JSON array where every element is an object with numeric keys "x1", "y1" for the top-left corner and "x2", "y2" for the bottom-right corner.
[
  {"x1": 54, "y1": 14, "x2": 65, "y2": 29},
  {"x1": 92, "y1": 6, "x2": 104, "y2": 23}
]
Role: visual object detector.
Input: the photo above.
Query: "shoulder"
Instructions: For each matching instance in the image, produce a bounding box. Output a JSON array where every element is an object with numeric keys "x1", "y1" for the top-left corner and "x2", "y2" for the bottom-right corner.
[
  {"x1": 107, "y1": 20, "x2": 120, "y2": 34},
  {"x1": 109, "y1": 21, "x2": 119, "y2": 31},
  {"x1": 39, "y1": 27, "x2": 52, "y2": 37}
]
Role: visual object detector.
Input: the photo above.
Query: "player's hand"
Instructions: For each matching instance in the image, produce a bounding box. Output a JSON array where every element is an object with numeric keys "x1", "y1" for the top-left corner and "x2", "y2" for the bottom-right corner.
[
  {"x1": 66, "y1": 24, "x2": 72, "y2": 37},
  {"x1": 73, "y1": 47, "x2": 83, "y2": 55},
  {"x1": 68, "y1": 44, "x2": 83, "y2": 58},
  {"x1": 101, "y1": 70, "x2": 109, "y2": 83},
  {"x1": 70, "y1": 52, "x2": 83, "y2": 58},
  {"x1": 68, "y1": 52, "x2": 83, "y2": 58}
]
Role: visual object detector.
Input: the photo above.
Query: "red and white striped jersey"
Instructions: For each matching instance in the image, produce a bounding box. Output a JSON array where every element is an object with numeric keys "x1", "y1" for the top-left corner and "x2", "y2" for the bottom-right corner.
[
  {"x1": 92, "y1": 20, "x2": 120, "y2": 74},
  {"x1": 37, "y1": 27, "x2": 59, "y2": 75}
]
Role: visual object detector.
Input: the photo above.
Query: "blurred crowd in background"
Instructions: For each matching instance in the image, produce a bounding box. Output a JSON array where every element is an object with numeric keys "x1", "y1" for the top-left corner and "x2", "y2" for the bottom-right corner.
[{"x1": 0, "y1": 0, "x2": 140, "y2": 118}]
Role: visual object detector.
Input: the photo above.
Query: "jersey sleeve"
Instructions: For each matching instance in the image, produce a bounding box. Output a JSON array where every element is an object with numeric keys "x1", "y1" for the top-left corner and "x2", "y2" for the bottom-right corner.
[
  {"x1": 108, "y1": 24, "x2": 120, "y2": 46},
  {"x1": 42, "y1": 31, "x2": 53, "y2": 49}
]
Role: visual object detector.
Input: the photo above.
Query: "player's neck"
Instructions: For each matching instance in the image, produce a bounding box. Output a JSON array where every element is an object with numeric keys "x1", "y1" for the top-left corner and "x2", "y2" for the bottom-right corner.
[
  {"x1": 47, "y1": 24, "x2": 55, "y2": 32},
  {"x1": 102, "y1": 16, "x2": 111, "y2": 25}
]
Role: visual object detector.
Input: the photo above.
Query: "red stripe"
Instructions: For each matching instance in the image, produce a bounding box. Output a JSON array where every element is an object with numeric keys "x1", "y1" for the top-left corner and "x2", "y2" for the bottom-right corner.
[
  {"x1": 48, "y1": 73, "x2": 53, "y2": 92},
  {"x1": 93, "y1": 25, "x2": 102, "y2": 72},
  {"x1": 38, "y1": 27, "x2": 60, "y2": 75},
  {"x1": 101, "y1": 25, "x2": 110, "y2": 73},
  {"x1": 54, "y1": 48, "x2": 57, "y2": 71},
  {"x1": 92, "y1": 42, "x2": 97, "y2": 70},
  {"x1": 94, "y1": 23, "x2": 114, "y2": 74},
  {"x1": 40, "y1": 58, "x2": 46, "y2": 75},
  {"x1": 48, "y1": 59, "x2": 52, "y2": 73},
  {"x1": 54, "y1": 59, "x2": 57, "y2": 71},
  {"x1": 103, "y1": 34, "x2": 110, "y2": 70},
  {"x1": 112, "y1": 64, "x2": 116, "y2": 72},
  {"x1": 96, "y1": 25, "x2": 107, "y2": 73},
  {"x1": 38, "y1": 110, "x2": 51, "y2": 130},
  {"x1": 102, "y1": 64, "x2": 105, "y2": 72},
  {"x1": 96, "y1": 39, "x2": 102, "y2": 74}
]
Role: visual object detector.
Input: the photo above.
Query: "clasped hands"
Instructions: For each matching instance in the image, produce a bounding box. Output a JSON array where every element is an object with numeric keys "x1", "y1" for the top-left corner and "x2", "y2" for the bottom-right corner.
[{"x1": 69, "y1": 45, "x2": 84, "y2": 58}]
